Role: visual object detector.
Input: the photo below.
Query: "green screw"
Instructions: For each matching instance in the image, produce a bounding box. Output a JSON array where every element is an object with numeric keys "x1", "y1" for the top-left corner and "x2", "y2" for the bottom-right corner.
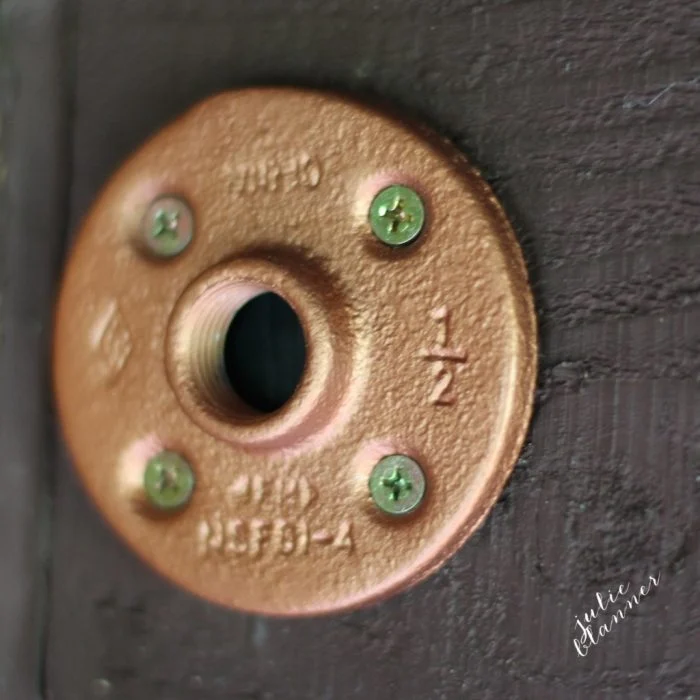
[
  {"x1": 143, "y1": 451, "x2": 195, "y2": 511},
  {"x1": 369, "y1": 454, "x2": 426, "y2": 516},
  {"x1": 143, "y1": 196, "x2": 193, "y2": 257},
  {"x1": 369, "y1": 185, "x2": 426, "y2": 247}
]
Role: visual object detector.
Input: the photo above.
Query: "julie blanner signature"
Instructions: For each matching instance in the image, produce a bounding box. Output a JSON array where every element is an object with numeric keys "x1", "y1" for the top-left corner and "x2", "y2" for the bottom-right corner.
[{"x1": 573, "y1": 572, "x2": 661, "y2": 657}]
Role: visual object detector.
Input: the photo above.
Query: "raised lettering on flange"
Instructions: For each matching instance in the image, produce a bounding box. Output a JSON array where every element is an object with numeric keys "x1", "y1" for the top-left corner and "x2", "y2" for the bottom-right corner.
[
  {"x1": 89, "y1": 299, "x2": 133, "y2": 385},
  {"x1": 420, "y1": 306, "x2": 466, "y2": 405},
  {"x1": 228, "y1": 152, "x2": 322, "y2": 195},
  {"x1": 226, "y1": 474, "x2": 317, "y2": 514},
  {"x1": 196, "y1": 517, "x2": 353, "y2": 559}
]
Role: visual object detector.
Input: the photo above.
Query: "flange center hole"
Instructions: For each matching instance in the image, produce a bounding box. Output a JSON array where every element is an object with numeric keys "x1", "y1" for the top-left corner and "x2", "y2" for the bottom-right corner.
[{"x1": 223, "y1": 292, "x2": 306, "y2": 414}]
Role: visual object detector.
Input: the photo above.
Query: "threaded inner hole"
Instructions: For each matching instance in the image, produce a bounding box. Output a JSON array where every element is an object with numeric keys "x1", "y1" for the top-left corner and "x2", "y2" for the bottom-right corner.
[
  {"x1": 183, "y1": 284, "x2": 306, "y2": 417},
  {"x1": 224, "y1": 292, "x2": 306, "y2": 413}
]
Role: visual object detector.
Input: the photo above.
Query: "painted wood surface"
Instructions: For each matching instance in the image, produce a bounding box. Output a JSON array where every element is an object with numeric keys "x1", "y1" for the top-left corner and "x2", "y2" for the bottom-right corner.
[{"x1": 1, "y1": 0, "x2": 698, "y2": 698}]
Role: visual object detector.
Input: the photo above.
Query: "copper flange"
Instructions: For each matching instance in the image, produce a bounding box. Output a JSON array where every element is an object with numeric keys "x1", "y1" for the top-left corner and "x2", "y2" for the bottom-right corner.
[{"x1": 53, "y1": 88, "x2": 537, "y2": 616}]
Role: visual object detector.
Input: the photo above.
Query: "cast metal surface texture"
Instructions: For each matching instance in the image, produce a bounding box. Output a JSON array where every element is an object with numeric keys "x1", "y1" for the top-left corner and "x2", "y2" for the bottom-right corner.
[
  {"x1": 4, "y1": 1, "x2": 699, "y2": 698},
  {"x1": 53, "y1": 89, "x2": 537, "y2": 616}
]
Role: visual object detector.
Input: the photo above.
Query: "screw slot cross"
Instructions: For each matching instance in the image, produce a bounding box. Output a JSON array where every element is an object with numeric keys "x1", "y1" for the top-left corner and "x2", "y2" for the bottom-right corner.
[
  {"x1": 378, "y1": 196, "x2": 414, "y2": 235},
  {"x1": 142, "y1": 196, "x2": 193, "y2": 257},
  {"x1": 144, "y1": 451, "x2": 195, "y2": 511},
  {"x1": 369, "y1": 185, "x2": 425, "y2": 247},
  {"x1": 380, "y1": 467, "x2": 413, "y2": 502},
  {"x1": 154, "y1": 464, "x2": 179, "y2": 493},
  {"x1": 152, "y1": 209, "x2": 180, "y2": 239}
]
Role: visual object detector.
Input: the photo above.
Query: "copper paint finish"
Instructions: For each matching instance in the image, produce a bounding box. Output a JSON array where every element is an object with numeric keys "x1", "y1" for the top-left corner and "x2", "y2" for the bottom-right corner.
[{"x1": 53, "y1": 88, "x2": 537, "y2": 616}]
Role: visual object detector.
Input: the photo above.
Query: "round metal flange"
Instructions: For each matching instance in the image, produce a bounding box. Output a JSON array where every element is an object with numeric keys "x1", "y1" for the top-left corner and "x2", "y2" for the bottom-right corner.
[{"x1": 53, "y1": 88, "x2": 537, "y2": 616}]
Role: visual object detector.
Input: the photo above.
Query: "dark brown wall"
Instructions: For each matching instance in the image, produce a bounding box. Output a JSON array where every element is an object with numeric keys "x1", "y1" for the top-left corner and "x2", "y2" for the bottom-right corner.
[{"x1": 1, "y1": 1, "x2": 698, "y2": 698}]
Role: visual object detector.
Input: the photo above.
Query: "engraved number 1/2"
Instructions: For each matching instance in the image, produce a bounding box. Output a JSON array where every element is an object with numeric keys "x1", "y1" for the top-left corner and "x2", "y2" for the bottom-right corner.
[{"x1": 420, "y1": 307, "x2": 467, "y2": 406}]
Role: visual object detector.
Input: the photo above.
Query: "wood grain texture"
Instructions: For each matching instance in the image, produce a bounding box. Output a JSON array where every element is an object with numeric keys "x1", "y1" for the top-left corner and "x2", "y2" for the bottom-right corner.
[
  {"x1": 26, "y1": 0, "x2": 700, "y2": 697},
  {"x1": 0, "y1": 1, "x2": 70, "y2": 698}
]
